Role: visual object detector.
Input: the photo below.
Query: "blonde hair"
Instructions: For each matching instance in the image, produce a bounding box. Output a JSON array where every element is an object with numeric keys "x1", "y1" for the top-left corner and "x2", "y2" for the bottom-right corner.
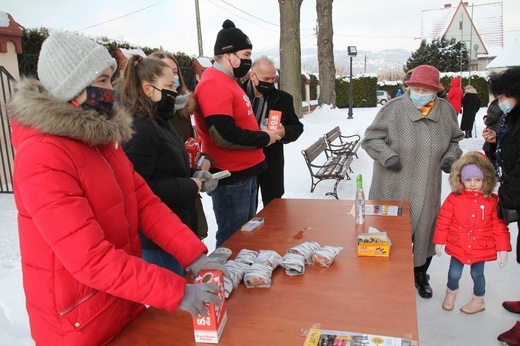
[{"x1": 149, "y1": 51, "x2": 188, "y2": 94}]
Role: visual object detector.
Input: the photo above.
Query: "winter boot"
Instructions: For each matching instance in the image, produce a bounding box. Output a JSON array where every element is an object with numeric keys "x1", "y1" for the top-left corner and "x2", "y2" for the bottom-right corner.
[
  {"x1": 503, "y1": 301, "x2": 520, "y2": 314},
  {"x1": 442, "y1": 288, "x2": 458, "y2": 311},
  {"x1": 498, "y1": 321, "x2": 520, "y2": 346},
  {"x1": 460, "y1": 294, "x2": 485, "y2": 314},
  {"x1": 414, "y1": 272, "x2": 432, "y2": 298}
]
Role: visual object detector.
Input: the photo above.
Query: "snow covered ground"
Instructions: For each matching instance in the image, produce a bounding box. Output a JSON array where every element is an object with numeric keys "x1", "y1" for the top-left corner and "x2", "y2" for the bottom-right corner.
[{"x1": 0, "y1": 105, "x2": 517, "y2": 345}]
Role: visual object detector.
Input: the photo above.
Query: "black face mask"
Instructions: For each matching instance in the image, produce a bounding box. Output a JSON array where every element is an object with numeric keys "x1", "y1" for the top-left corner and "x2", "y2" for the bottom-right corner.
[
  {"x1": 255, "y1": 78, "x2": 275, "y2": 96},
  {"x1": 232, "y1": 53, "x2": 252, "y2": 79},
  {"x1": 151, "y1": 86, "x2": 177, "y2": 115}
]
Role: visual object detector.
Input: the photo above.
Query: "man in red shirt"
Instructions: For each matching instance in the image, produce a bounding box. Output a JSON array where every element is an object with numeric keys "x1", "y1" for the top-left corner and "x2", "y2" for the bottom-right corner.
[{"x1": 194, "y1": 19, "x2": 282, "y2": 247}]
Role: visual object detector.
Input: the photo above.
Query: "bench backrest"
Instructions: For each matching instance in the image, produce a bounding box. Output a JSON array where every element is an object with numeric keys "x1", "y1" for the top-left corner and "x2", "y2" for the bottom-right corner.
[
  {"x1": 302, "y1": 137, "x2": 327, "y2": 163},
  {"x1": 324, "y1": 126, "x2": 341, "y2": 143}
]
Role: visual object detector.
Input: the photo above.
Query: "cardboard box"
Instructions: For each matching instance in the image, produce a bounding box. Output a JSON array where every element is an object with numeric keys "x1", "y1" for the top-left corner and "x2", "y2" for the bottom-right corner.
[
  {"x1": 267, "y1": 110, "x2": 282, "y2": 130},
  {"x1": 184, "y1": 137, "x2": 201, "y2": 168},
  {"x1": 357, "y1": 233, "x2": 391, "y2": 257},
  {"x1": 192, "y1": 270, "x2": 227, "y2": 343}
]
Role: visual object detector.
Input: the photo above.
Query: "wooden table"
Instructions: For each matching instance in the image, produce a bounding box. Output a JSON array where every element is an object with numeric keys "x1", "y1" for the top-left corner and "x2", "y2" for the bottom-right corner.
[{"x1": 110, "y1": 198, "x2": 418, "y2": 345}]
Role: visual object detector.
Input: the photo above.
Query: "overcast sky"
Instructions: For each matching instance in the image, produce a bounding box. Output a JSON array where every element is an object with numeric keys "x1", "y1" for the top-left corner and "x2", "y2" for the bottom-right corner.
[{"x1": 2, "y1": 0, "x2": 520, "y2": 57}]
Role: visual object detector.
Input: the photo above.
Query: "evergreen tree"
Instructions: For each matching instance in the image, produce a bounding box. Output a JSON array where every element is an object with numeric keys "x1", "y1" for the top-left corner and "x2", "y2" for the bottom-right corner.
[
  {"x1": 16, "y1": 27, "x2": 196, "y2": 78},
  {"x1": 17, "y1": 27, "x2": 48, "y2": 78},
  {"x1": 405, "y1": 37, "x2": 469, "y2": 72}
]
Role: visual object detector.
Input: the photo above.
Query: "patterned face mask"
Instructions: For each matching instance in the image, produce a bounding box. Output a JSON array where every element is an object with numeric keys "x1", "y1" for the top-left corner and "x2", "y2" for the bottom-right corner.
[{"x1": 81, "y1": 86, "x2": 116, "y2": 116}]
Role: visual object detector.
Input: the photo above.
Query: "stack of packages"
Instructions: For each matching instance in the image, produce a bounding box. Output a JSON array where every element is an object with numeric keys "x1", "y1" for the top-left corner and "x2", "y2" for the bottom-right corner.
[
  {"x1": 211, "y1": 242, "x2": 343, "y2": 298},
  {"x1": 281, "y1": 241, "x2": 343, "y2": 276}
]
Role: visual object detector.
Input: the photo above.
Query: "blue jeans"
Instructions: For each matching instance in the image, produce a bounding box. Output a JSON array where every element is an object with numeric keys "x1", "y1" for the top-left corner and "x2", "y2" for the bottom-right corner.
[
  {"x1": 210, "y1": 176, "x2": 257, "y2": 247},
  {"x1": 447, "y1": 257, "x2": 486, "y2": 296},
  {"x1": 142, "y1": 249, "x2": 185, "y2": 276}
]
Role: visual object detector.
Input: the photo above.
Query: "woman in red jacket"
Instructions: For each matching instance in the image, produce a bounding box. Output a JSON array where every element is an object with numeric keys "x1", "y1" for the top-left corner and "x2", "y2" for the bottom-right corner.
[
  {"x1": 447, "y1": 76, "x2": 463, "y2": 114},
  {"x1": 433, "y1": 151, "x2": 511, "y2": 314},
  {"x1": 7, "y1": 31, "x2": 225, "y2": 346}
]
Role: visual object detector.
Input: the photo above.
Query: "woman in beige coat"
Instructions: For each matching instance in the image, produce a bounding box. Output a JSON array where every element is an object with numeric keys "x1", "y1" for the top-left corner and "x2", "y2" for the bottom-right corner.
[{"x1": 361, "y1": 65, "x2": 464, "y2": 299}]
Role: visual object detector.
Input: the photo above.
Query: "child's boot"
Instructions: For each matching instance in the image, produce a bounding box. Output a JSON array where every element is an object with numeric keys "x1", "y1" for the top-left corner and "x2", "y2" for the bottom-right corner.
[
  {"x1": 460, "y1": 294, "x2": 485, "y2": 314},
  {"x1": 442, "y1": 288, "x2": 458, "y2": 311}
]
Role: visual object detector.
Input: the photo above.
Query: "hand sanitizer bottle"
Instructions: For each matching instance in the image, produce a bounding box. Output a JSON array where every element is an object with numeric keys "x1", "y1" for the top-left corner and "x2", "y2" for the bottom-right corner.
[{"x1": 355, "y1": 174, "x2": 365, "y2": 224}]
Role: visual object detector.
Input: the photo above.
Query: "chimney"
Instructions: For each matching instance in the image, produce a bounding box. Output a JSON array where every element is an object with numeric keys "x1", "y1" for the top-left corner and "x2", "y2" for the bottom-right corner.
[
  {"x1": 444, "y1": 4, "x2": 451, "y2": 8},
  {"x1": 462, "y1": 2, "x2": 468, "y2": 6}
]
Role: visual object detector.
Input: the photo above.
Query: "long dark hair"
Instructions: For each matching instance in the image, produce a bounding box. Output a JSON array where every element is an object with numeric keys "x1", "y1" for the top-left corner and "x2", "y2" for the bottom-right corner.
[{"x1": 118, "y1": 55, "x2": 170, "y2": 121}]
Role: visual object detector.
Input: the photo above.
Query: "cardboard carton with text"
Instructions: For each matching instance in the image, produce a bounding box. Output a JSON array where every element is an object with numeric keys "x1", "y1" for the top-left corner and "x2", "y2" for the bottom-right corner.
[
  {"x1": 267, "y1": 110, "x2": 282, "y2": 131},
  {"x1": 192, "y1": 270, "x2": 227, "y2": 343}
]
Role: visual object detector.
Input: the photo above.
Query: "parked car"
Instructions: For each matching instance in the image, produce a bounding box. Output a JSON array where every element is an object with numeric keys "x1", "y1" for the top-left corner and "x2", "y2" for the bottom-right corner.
[{"x1": 377, "y1": 90, "x2": 391, "y2": 105}]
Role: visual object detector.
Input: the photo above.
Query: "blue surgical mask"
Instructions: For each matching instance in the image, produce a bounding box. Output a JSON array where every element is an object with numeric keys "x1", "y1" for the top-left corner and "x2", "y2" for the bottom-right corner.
[
  {"x1": 410, "y1": 91, "x2": 434, "y2": 108},
  {"x1": 173, "y1": 75, "x2": 180, "y2": 90},
  {"x1": 498, "y1": 98, "x2": 512, "y2": 115}
]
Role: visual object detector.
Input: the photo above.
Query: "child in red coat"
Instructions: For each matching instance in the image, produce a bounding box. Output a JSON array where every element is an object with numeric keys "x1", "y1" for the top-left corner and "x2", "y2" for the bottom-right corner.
[{"x1": 433, "y1": 151, "x2": 511, "y2": 314}]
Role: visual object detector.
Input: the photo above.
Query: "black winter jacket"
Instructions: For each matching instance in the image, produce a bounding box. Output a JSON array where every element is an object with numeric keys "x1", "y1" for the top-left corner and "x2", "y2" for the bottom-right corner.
[
  {"x1": 497, "y1": 105, "x2": 520, "y2": 210},
  {"x1": 123, "y1": 111, "x2": 199, "y2": 248},
  {"x1": 241, "y1": 81, "x2": 304, "y2": 205}
]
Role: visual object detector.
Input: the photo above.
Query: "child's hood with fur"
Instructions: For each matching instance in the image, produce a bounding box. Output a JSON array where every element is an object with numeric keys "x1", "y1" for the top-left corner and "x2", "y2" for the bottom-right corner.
[{"x1": 449, "y1": 151, "x2": 496, "y2": 197}]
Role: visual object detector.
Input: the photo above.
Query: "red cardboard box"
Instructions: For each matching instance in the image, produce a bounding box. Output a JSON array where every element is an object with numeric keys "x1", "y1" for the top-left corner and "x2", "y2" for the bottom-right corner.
[
  {"x1": 185, "y1": 137, "x2": 201, "y2": 168},
  {"x1": 267, "y1": 110, "x2": 282, "y2": 130},
  {"x1": 192, "y1": 270, "x2": 227, "y2": 343}
]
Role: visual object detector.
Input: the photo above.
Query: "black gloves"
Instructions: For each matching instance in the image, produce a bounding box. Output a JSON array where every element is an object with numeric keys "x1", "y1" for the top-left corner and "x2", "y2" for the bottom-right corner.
[
  {"x1": 441, "y1": 158, "x2": 455, "y2": 173},
  {"x1": 385, "y1": 156, "x2": 402, "y2": 172}
]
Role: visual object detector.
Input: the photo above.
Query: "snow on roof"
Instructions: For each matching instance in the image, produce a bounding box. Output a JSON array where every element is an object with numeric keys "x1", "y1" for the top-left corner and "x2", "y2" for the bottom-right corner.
[
  {"x1": 486, "y1": 38, "x2": 520, "y2": 70},
  {"x1": 0, "y1": 12, "x2": 9, "y2": 28},
  {"x1": 119, "y1": 48, "x2": 146, "y2": 58},
  {"x1": 421, "y1": 6, "x2": 456, "y2": 41},
  {"x1": 421, "y1": 2, "x2": 503, "y2": 51},
  {"x1": 196, "y1": 57, "x2": 212, "y2": 67}
]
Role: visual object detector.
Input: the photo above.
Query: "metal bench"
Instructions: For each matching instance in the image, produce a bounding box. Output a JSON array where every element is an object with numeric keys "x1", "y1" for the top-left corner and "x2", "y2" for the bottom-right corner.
[
  {"x1": 323, "y1": 126, "x2": 361, "y2": 159},
  {"x1": 301, "y1": 137, "x2": 353, "y2": 199}
]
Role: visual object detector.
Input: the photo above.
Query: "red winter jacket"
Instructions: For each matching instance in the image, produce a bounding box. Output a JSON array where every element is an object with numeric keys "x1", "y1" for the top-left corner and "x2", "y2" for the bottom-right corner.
[
  {"x1": 8, "y1": 79, "x2": 207, "y2": 346},
  {"x1": 447, "y1": 77, "x2": 463, "y2": 114},
  {"x1": 433, "y1": 190, "x2": 511, "y2": 265}
]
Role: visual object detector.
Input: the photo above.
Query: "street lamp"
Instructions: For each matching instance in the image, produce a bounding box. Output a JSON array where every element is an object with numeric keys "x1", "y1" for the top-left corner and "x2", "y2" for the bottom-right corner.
[{"x1": 347, "y1": 46, "x2": 357, "y2": 119}]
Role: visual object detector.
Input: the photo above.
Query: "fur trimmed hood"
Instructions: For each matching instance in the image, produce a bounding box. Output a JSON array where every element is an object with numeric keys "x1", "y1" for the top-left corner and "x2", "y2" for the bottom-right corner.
[
  {"x1": 174, "y1": 92, "x2": 197, "y2": 119},
  {"x1": 449, "y1": 151, "x2": 496, "y2": 196},
  {"x1": 8, "y1": 78, "x2": 133, "y2": 147}
]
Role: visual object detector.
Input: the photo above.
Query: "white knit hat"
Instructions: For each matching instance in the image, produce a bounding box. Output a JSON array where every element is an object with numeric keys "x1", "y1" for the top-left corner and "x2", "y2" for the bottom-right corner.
[{"x1": 37, "y1": 31, "x2": 116, "y2": 102}]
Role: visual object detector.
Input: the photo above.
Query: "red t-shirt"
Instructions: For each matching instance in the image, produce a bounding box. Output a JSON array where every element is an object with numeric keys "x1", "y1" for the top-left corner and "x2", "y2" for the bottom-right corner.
[{"x1": 194, "y1": 67, "x2": 265, "y2": 172}]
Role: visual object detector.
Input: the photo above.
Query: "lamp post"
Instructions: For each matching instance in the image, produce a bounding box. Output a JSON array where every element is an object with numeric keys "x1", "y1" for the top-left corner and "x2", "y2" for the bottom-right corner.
[
  {"x1": 472, "y1": 44, "x2": 479, "y2": 77},
  {"x1": 347, "y1": 46, "x2": 357, "y2": 119}
]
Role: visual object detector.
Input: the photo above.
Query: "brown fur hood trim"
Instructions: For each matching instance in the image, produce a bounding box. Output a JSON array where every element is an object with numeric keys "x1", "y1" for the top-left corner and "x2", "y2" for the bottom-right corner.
[
  {"x1": 175, "y1": 92, "x2": 197, "y2": 119},
  {"x1": 8, "y1": 78, "x2": 133, "y2": 146},
  {"x1": 449, "y1": 151, "x2": 496, "y2": 197}
]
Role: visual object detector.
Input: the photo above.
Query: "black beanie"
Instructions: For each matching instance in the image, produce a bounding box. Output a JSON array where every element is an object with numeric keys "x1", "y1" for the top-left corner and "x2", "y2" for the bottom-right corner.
[{"x1": 213, "y1": 19, "x2": 253, "y2": 55}]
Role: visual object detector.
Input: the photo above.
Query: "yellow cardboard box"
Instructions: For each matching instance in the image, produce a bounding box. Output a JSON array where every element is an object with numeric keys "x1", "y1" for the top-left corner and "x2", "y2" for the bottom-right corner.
[{"x1": 357, "y1": 232, "x2": 391, "y2": 257}]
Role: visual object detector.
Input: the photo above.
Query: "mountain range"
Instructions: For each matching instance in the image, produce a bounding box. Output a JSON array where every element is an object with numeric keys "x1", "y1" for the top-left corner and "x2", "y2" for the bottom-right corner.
[{"x1": 252, "y1": 47, "x2": 412, "y2": 75}]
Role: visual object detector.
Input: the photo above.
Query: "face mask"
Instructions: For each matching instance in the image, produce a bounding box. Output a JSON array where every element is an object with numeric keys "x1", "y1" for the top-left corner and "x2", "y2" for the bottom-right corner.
[
  {"x1": 498, "y1": 98, "x2": 512, "y2": 115},
  {"x1": 254, "y1": 74, "x2": 275, "y2": 95},
  {"x1": 151, "y1": 85, "x2": 177, "y2": 114},
  {"x1": 232, "y1": 53, "x2": 252, "y2": 79},
  {"x1": 81, "y1": 86, "x2": 116, "y2": 116},
  {"x1": 173, "y1": 75, "x2": 180, "y2": 90},
  {"x1": 410, "y1": 91, "x2": 434, "y2": 108}
]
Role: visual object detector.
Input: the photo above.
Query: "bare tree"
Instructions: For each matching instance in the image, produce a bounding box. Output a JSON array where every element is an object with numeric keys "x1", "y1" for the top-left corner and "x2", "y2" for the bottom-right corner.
[
  {"x1": 316, "y1": 0, "x2": 336, "y2": 107},
  {"x1": 279, "y1": 0, "x2": 303, "y2": 117}
]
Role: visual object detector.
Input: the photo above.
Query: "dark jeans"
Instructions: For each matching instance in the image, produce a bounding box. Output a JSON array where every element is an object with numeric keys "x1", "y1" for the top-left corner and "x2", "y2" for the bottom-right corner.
[
  {"x1": 447, "y1": 257, "x2": 485, "y2": 296},
  {"x1": 142, "y1": 249, "x2": 185, "y2": 276},
  {"x1": 210, "y1": 176, "x2": 258, "y2": 247}
]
